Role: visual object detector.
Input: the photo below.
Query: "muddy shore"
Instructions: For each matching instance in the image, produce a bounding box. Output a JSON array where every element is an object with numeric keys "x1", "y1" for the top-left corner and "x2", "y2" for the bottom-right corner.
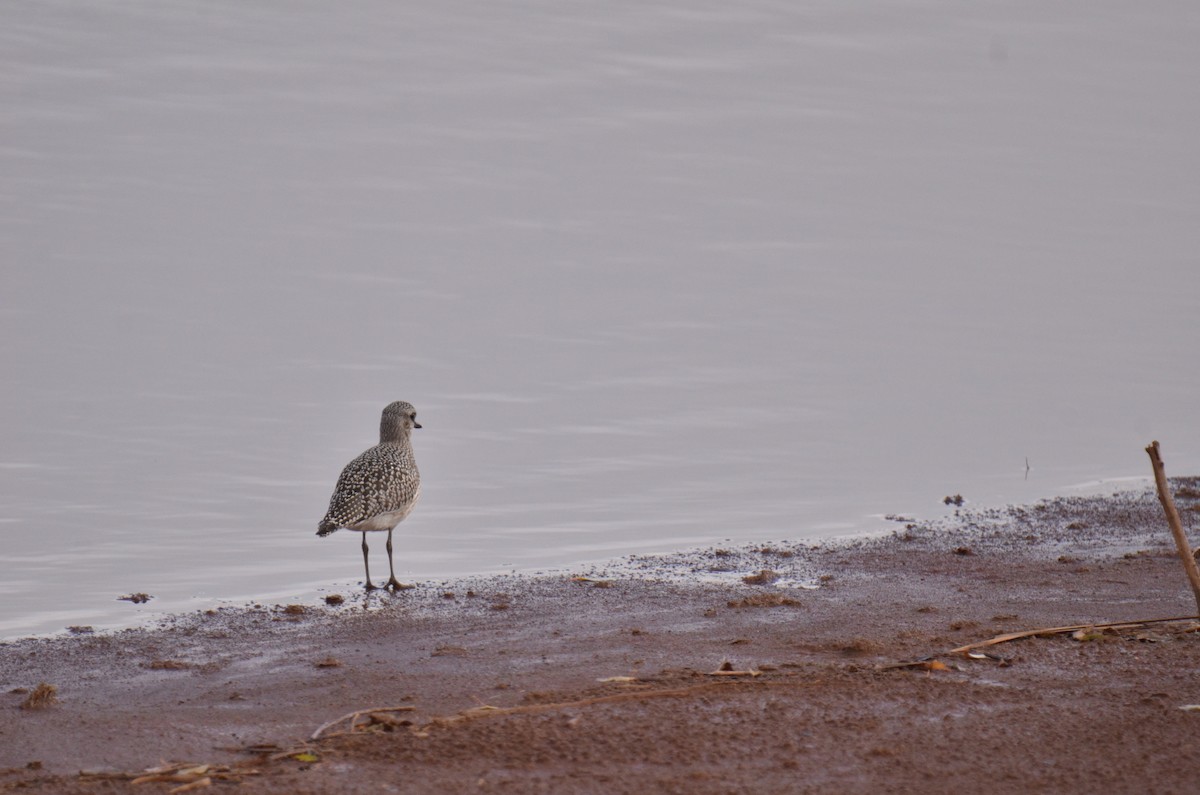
[{"x1": 4, "y1": 481, "x2": 1200, "y2": 794}]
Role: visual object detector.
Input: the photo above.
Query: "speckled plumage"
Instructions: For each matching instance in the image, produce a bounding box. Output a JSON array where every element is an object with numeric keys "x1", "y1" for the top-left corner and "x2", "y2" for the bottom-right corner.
[
  {"x1": 317, "y1": 444, "x2": 420, "y2": 533},
  {"x1": 317, "y1": 401, "x2": 422, "y2": 590}
]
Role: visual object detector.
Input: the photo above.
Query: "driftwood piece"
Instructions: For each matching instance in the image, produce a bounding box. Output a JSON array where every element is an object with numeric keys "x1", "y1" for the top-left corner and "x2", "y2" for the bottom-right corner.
[{"x1": 1145, "y1": 441, "x2": 1200, "y2": 614}]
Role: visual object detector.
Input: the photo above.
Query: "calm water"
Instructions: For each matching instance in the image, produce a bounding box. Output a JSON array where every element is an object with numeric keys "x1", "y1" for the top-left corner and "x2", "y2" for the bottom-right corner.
[{"x1": 3, "y1": 1, "x2": 1199, "y2": 637}]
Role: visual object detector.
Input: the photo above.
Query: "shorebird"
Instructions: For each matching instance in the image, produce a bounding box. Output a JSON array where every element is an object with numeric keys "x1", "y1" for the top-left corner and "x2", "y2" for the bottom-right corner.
[{"x1": 317, "y1": 401, "x2": 422, "y2": 591}]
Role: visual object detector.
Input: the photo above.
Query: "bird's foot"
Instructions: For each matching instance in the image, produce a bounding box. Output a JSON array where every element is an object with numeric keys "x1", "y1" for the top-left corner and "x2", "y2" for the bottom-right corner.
[
  {"x1": 386, "y1": 577, "x2": 415, "y2": 592},
  {"x1": 364, "y1": 580, "x2": 380, "y2": 592}
]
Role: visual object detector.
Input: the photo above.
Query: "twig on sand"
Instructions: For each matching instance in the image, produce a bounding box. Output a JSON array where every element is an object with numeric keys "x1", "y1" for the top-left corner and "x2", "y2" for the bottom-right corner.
[
  {"x1": 948, "y1": 615, "x2": 1199, "y2": 655},
  {"x1": 310, "y1": 679, "x2": 812, "y2": 741},
  {"x1": 425, "y1": 680, "x2": 791, "y2": 729},
  {"x1": 1145, "y1": 440, "x2": 1200, "y2": 614},
  {"x1": 310, "y1": 706, "x2": 417, "y2": 741}
]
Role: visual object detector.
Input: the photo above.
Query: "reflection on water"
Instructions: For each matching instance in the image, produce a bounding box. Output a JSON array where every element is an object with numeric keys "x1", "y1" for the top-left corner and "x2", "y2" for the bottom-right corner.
[{"x1": 2, "y1": 1, "x2": 1199, "y2": 637}]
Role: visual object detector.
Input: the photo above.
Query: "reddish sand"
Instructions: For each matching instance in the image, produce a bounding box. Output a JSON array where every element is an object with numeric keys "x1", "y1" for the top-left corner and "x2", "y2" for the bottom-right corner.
[{"x1": 4, "y1": 481, "x2": 1200, "y2": 794}]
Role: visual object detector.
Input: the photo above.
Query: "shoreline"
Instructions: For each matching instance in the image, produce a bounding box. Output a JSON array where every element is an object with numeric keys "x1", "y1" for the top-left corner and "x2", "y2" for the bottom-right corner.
[
  {"x1": 0, "y1": 476, "x2": 1157, "y2": 643},
  {"x1": 4, "y1": 481, "x2": 1200, "y2": 793}
]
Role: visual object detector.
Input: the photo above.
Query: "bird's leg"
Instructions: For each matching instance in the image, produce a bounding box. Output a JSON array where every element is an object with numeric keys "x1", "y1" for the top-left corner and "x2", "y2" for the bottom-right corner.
[
  {"x1": 362, "y1": 531, "x2": 378, "y2": 591},
  {"x1": 385, "y1": 529, "x2": 410, "y2": 591}
]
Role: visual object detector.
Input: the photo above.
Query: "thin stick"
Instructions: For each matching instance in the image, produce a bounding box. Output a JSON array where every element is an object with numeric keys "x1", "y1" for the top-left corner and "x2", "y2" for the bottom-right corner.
[
  {"x1": 948, "y1": 614, "x2": 1200, "y2": 655},
  {"x1": 426, "y1": 679, "x2": 821, "y2": 729},
  {"x1": 313, "y1": 680, "x2": 822, "y2": 741},
  {"x1": 310, "y1": 705, "x2": 416, "y2": 741},
  {"x1": 1145, "y1": 441, "x2": 1200, "y2": 614}
]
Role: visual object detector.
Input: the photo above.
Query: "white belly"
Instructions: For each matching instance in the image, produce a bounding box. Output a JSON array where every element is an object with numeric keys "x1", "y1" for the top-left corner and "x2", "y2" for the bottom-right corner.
[{"x1": 349, "y1": 504, "x2": 416, "y2": 532}]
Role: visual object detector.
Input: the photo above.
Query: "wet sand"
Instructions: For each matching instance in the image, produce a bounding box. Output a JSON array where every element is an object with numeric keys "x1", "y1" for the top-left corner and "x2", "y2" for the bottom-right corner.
[{"x1": 4, "y1": 481, "x2": 1200, "y2": 794}]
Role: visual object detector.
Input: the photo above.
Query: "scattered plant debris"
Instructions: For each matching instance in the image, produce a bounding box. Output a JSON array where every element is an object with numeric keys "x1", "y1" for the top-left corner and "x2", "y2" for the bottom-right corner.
[
  {"x1": 19, "y1": 683, "x2": 58, "y2": 710},
  {"x1": 880, "y1": 658, "x2": 954, "y2": 673},
  {"x1": 943, "y1": 494, "x2": 965, "y2": 506},
  {"x1": 314, "y1": 657, "x2": 342, "y2": 668},
  {"x1": 953, "y1": 546, "x2": 974, "y2": 556},
  {"x1": 282, "y1": 604, "x2": 306, "y2": 615},
  {"x1": 78, "y1": 761, "x2": 259, "y2": 789},
  {"x1": 169, "y1": 777, "x2": 211, "y2": 793},
  {"x1": 708, "y1": 661, "x2": 761, "y2": 677},
  {"x1": 118, "y1": 593, "x2": 152, "y2": 604},
  {"x1": 311, "y1": 706, "x2": 418, "y2": 740},
  {"x1": 146, "y1": 659, "x2": 191, "y2": 670},
  {"x1": 727, "y1": 593, "x2": 800, "y2": 609},
  {"x1": 323, "y1": 594, "x2": 344, "y2": 606},
  {"x1": 742, "y1": 569, "x2": 779, "y2": 585},
  {"x1": 964, "y1": 651, "x2": 1010, "y2": 664}
]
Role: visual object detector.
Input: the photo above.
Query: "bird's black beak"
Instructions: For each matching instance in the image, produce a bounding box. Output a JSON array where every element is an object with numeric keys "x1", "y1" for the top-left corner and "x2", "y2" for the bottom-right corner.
[{"x1": 413, "y1": 421, "x2": 422, "y2": 429}]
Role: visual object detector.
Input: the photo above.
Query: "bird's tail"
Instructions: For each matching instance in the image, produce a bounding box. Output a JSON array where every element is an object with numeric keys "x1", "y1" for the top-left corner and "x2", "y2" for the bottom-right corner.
[{"x1": 316, "y1": 519, "x2": 338, "y2": 537}]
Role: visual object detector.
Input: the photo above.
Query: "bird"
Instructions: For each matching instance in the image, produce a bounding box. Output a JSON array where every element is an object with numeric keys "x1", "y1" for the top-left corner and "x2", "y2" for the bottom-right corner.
[{"x1": 317, "y1": 401, "x2": 422, "y2": 591}]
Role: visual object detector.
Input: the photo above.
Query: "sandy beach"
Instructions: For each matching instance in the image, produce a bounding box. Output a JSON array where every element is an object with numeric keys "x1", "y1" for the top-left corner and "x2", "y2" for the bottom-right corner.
[{"x1": 5, "y1": 481, "x2": 1200, "y2": 794}]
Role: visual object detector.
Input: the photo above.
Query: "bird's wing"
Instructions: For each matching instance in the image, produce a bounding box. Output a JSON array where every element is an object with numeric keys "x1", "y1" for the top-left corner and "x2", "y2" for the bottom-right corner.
[{"x1": 321, "y1": 446, "x2": 419, "y2": 529}]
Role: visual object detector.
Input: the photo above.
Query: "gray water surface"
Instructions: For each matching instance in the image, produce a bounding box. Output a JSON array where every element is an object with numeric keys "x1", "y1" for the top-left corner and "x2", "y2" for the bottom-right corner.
[{"x1": 3, "y1": 1, "x2": 1199, "y2": 637}]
